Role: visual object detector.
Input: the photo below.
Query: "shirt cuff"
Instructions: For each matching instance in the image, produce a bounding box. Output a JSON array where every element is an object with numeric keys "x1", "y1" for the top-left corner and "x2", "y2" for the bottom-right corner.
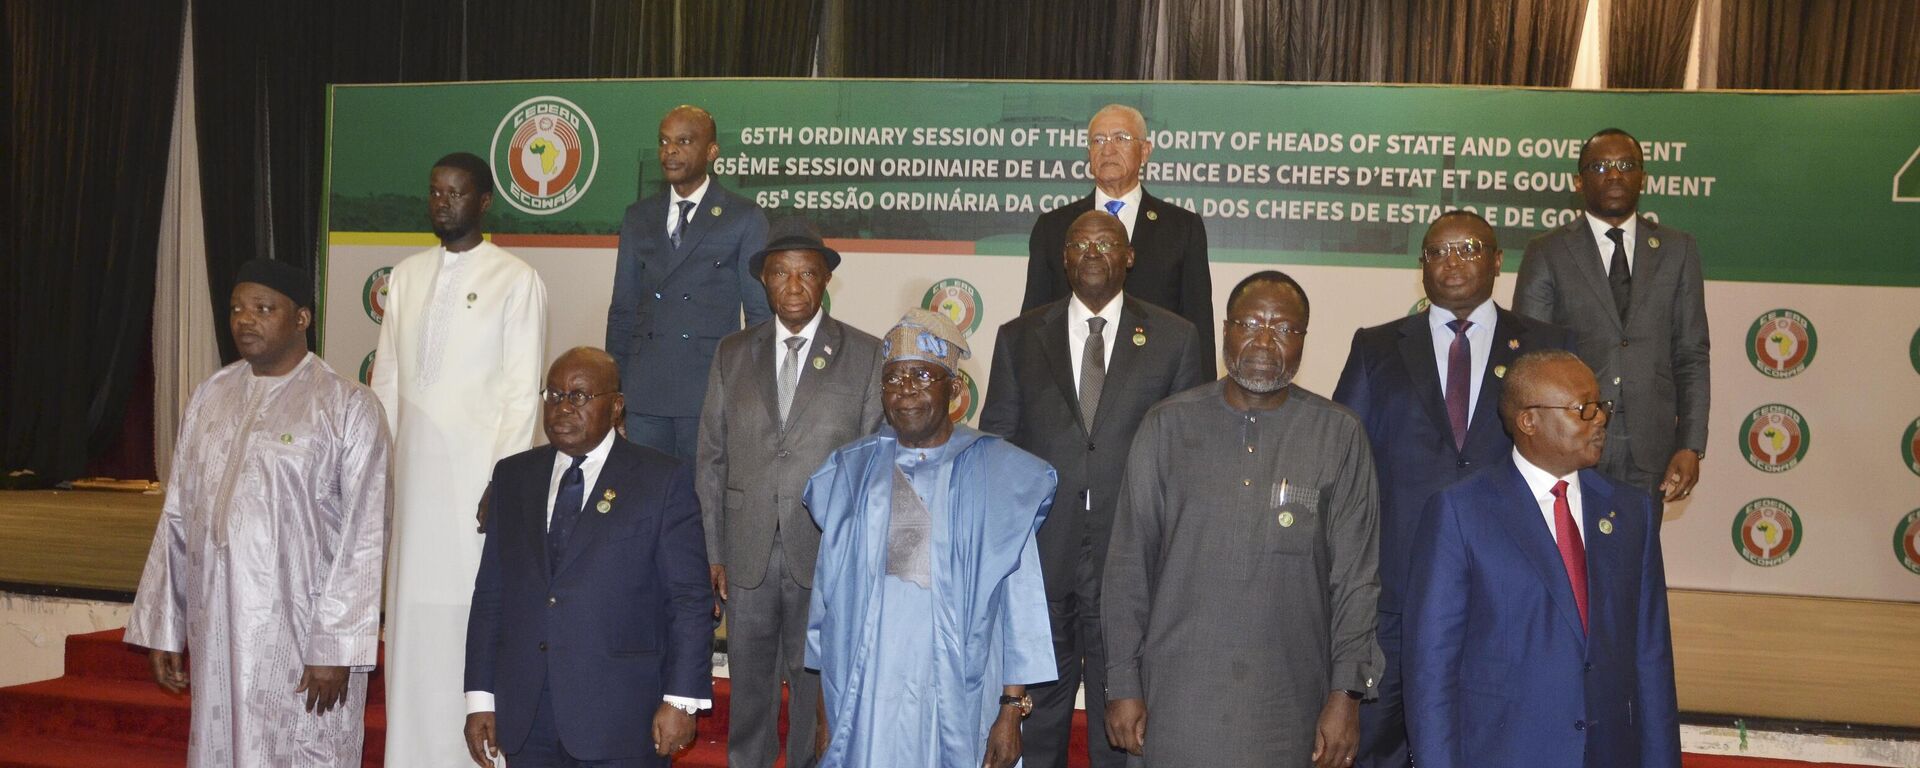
[
  {"x1": 466, "y1": 691, "x2": 495, "y2": 714},
  {"x1": 1332, "y1": 661, "x2": 1380, "y2": 702},
  {"x1": 664, "y1": 695, "x2": 713, "y2": 711}
]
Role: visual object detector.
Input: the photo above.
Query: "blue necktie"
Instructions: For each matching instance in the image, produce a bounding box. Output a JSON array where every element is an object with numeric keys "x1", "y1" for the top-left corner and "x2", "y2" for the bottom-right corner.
[
  {"x1": 1104, "y1": 199, "x2": 1125, "y2": 216},
  {"x1": 547, "y1": 453, "x2": 587, "y2": 571},
  {"x1": 671, "y1": 200, "x2": 695, "y2": 248}
]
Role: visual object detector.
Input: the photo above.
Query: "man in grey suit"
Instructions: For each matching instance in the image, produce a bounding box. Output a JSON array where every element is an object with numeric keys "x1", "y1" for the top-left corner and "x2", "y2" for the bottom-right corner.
[
  {"x1": 609, "y1": 104, "x2": 772, "y2": 460},
  {"x1": 1515, "y1": 128, "x2": 1708, "y2": 503},
  {"x1": 695, "y1": 218, "x2": 884, "y2": 768},
  {"x1": 981, "y1": 210, "x2": 1208, "y2": 768}
]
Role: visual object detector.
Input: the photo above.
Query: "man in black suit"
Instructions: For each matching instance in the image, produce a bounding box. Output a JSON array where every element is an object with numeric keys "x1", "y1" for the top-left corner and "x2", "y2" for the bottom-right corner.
[
  {"x1": 1333, "y1": 211, "x2": 1568, "y2": 767},
  {"x1": 463, "y1": 347, "x2": 712, "y2": 767},
  {"x1": 983, "y1": 209, "x2": 1210, "y2": 768},
  {"x1": 1024, "y1": 104, "x2": 1215, "y2": 373}
]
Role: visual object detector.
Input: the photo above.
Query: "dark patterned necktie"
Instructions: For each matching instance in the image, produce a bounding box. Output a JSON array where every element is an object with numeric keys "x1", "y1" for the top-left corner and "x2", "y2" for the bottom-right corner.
[
  {"x1": 547, "y1": 453, "x2": 587, "y2": 571},
  {"x1": 1445, "y1": 319, "x2": 1472, "y2": 450},
  {"x1": 671, "y1": 200, "x2": 695, "y2": 248},
  {"x1": 1080, "y1": 317, "x2": 1107, "y2": 428},
  {"x1": 1607, "y1": 227, "x2": 1631, "y2": 321}
]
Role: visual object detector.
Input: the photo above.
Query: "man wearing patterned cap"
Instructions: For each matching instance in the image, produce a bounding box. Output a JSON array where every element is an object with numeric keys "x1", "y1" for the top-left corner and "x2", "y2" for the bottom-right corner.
[
  {"x1": 804, "y1": 309, "x2": 1057, "y2": 768},
  {"x1": 129, "y1": 259, "x2": 391, "y2": 766}
]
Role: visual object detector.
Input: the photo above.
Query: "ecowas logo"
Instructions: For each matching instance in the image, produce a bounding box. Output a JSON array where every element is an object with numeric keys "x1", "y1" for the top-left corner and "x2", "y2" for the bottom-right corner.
[
  {"x1": 1745, "y1": 309, "x2": 1816, "y2": 378},
  {"x1": 1407, "y1": 297, "x2": 1430, "y2": 316},
  {"x1": 490, "y1": 96, "x2": 599, "y2": 215},
  {"x1": 1739, "y1": 404, "x2": 1809, "y2": 473},
  {"x1": 922, "y1": 278, "x2": 984, "y2": 336},
  {"x1": 1903, "y1": 416, "x2": 1920, "y2": 478},
  {"x1": 358, "y1": 350, "x2": 377, "y2": 386},
  {"x1": 1909, "y1": 326, "x2": 1920, "y2": 376},
  {"x1": 1894, "y1": 509, "x2": 1920, "y2": 576},
  {"x1": 1732, "y1": 498, "x2": 1802, "y2": 567},
  {"x1": 948, "y1": 369, "x2": 980, "y2": 425},
  {"x1": 362, "y1": 267, "x2": 392, "y2": 323}
]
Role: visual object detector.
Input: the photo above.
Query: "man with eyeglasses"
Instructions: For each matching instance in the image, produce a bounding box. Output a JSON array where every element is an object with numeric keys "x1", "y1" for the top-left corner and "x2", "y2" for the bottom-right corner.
[
  {"x1": 982, "y1": 210, "x2": 1207, "y2": 768},
  {"x1": 463, "y1": 346, "x2": 712, "y2": 768},
  {"x1": 1403, "y1": 349, "x2": 1679, "y2": 768},
  {"x1": 804, "y1": 309, "x2": 1057, "y2": 768},
  {"x1": 1515, "y1": 128, "x2": 1709, "y2": 506},
  {"x1": 1023, "y1": 104, "x2": 1216, "y2": 373},
  {"x1": 375, "y1": 151, "x2": 548, "y2": 767},
  {"x1": 1104, "y1": 272, "x2": 1382, "y2": 768},
  {"x1": 695, "y1": 218, "x2": 884, "y2": 768},
  {"x1": 1332, "y1": 211, "x2": 1567, "y2": 767}
]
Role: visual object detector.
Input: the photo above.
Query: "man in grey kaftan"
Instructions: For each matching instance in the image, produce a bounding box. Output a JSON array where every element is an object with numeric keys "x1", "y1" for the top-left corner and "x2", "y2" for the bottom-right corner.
[
  {"x1": 129, "y1": 260, "x2": 391, "y2": 767},
  {"x1": 1103, "y1": 271, "x2": 1381, "y2": 768}
]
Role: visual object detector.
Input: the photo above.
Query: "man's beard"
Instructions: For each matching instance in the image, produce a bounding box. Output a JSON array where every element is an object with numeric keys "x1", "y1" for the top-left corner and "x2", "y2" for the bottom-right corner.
[
  {"x1": 432, "y1": 221, "x2": 470, "y2": 241},
  {"x1": 1228, "y1": 358, "x2": 1294, "y2": 394}
]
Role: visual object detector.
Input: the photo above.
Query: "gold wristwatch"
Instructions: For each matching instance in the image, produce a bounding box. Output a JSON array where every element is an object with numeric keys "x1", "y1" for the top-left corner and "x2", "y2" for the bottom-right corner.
[{"x1": 998, "y1": 694, "x2": 1034, "y2": 718}]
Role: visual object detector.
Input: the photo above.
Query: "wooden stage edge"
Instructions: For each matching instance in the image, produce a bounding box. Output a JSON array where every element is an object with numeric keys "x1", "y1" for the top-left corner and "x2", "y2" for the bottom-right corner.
[{"x1": 2, "y1": 490, "x2": 1917, "y2": 729}]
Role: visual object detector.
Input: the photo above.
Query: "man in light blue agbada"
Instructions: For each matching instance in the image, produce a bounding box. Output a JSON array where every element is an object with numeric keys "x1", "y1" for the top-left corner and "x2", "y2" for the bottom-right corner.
[{"x1": 805, "y1": 308, "x2": 1057, "y2": 768}]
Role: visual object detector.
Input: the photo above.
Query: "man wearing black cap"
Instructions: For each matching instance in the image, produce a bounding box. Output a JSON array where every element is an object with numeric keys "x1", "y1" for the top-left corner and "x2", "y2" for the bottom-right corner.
[
  {"x1": 128, "y1": 260, "x2": 392, "y2": 766},
  {"x1": 695, "y1": 218, "x2": 883, "y2": 768}
]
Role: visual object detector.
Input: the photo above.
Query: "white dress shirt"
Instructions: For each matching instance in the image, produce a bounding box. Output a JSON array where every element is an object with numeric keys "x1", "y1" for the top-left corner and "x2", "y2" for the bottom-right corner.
[
  {"x1": 1584, "y1": 211, "x2": 1637, "y2": 275},
  {"x1": 771, "y1": 309, "x2": 824, "y2": 378},
  {"x1": 1512, "y1": 448, "x2": 1585, "y2": 549},
  {"x1": 466, "y1": 427, "x2": 710, "y2": 714},
  {"x1": 665, "y1": 175, "x2": 711, "y2": 236},
  {"x1": 1093, "y1": 184, "x2": 1144, "y2": 239},
  {"x1": 1067, "y1": 292, "x2": 1125, "y2": 393},
  {"x1": 1427, "y1": 298, "x2": 1498, "y2": 424}
]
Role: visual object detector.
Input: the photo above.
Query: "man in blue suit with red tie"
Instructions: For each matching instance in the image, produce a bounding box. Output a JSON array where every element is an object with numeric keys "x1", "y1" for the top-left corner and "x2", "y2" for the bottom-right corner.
[
  {"x1": 1334, "y1": 211, "x2": 1567, "y2": 767},
  {"x1": 1404, "y1": 349, "x2": 1679, "y2": 768},
  {"x1": 463, "y1": 347, "x2": 713, "y2": 767}
]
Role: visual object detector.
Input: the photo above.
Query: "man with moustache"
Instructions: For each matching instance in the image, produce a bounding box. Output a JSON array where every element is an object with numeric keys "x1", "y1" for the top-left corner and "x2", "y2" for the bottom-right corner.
[
  {"x1": 375, "y1": 151, "x2": 547, "y2": 767},
  {"x1": 1515, "y1": 128, "x2": 1709, "y2": 504},
  {"x1": 608, "y1": 104, "x2": 772, "y2": 460},
  {"x1": 1404, "y1": 350, "x2": 1679, "y2": 768},
  {"x1": 463, "y1": 347, "x2": 712, "y2": 768},
  {"x1": 1333, "y1": 211, "x2": 1567, "y2": 767},
  {"x1": 981, "y1": 210, "x2": 1208, "y2": 768},
  {"x1": 804, "y1": 310, "x2": 1056, "y2": 768},
  {"x1": 1024, "y1": 104, "x2": 1215, "y2": 372},
  {"x1": 696, "y1": 218, "x2": 884, "y2": 768},
  {"x1": 129, "y1": 260, "x2": 390, "y2": 766},
  {"x1": 1104, "y1": 272, "x2": 1382, "y2": 768}
]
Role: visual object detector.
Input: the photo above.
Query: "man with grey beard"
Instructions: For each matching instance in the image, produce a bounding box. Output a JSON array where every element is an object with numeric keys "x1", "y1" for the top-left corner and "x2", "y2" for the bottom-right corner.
[{"x1": 1102, "y1": 271, "x2": 1383, "y2": 768}]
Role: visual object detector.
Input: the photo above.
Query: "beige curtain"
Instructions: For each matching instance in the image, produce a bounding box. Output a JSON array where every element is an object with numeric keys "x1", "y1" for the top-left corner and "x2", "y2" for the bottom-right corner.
[{"x1": 153, "y1": 0, "x2": 219, "y2": 480}]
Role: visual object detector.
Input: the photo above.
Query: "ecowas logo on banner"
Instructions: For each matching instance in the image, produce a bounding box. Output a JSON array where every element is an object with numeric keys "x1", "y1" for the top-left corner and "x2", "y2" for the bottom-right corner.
[
  {"x1": 1902, "y1": 416, "x2": 1920, "y2": 478},
  {"x1": 1739, "y1": 404, "x2": 1809, "y2": 473},
  {"x1": 1746, "y1": 309, "x2": 1816, "y2": 378},
  {"x1": 358, "y1": 350, "x2": 377, "y2": 386},
  {"x1": 1894, "y1": 509, "x2": 1920, "y2": 576},
  {"x1": 1909, "y1": 326, "x2": 1920, "y2": 376},
  {"x1": 948, "y1": 369, "x2": 979, "y2": 424},
  {"x1": 362, "y1": 267, "x2": 392, "y2": 323},
  {"x1": 1732, "y1": 498, "x2": 1803, "y2": 567},
  {"x1": 490, "y1": 96, "x2": 600, "y2": 215},
  {"x1": 922, "y1": 278, "x2": 984, "y2": 337}
]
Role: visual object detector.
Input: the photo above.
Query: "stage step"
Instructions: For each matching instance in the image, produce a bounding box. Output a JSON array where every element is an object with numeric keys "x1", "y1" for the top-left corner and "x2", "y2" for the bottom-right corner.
[{"x1": 0, "y1": 734, "x2": 185, "y2": 768}]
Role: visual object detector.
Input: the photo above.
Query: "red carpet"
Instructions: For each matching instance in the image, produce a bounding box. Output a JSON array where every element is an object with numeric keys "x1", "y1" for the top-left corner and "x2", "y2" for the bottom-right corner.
[{"x1": 0, "y1": 629, "x2": 1876, "y2": 767}]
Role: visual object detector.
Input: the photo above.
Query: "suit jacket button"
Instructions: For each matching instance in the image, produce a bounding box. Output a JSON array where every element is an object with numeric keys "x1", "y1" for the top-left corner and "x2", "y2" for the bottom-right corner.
[
  {"x1": 681, "y1": 333, "x2": 691, "y2": 339},
  {"x1": 538, "y1": 642, "x2": 548, "y2": 651},
  {"x1": 682, "y1": 293, "x2": 691, "y2": 300},
  {"x1": 1583, "y1": 662, "x2": 1593, "y2": 672},
  {"x1": 1619, "y1": 339, "x2": 1630, "y2": 347},
  {"x1": 1456, "y1": 459, "x2": 1470, "y2": 468},
  {"x1": 548, "y1": 596, "x2": 557, "y2": 606},
  {"x1": 1574, "y1": 720, "x2": 1586, "y2": 730},
  {"x1": 776, "y1": 449, "x2": 791, "y2": 458},
  {"x1": 653, "y1": 292, "x2": 663, "y2": 299}
]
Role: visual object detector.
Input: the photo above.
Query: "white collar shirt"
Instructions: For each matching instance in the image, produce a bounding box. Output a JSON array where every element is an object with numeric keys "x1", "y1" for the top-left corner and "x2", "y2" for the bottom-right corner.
[
  {"x1": 1093, "y1": 184, "x2": 1144, "y2": 240},
  {"x1": 665, "y1": 175, "x2": 712, "y2": 237},
  {"x1": 1067, "y1": 292, "x2": 1125, "y2": 393},
  {"x1": 1513, "y1": 448, "x2": 1585, "y2": 549},
  {"x1": 1426, "y1": 299, "x2": 1499, "y2": 423},
  {"x1": 1584, "y1": 211, "x2": 1637, "y2": 275},
  {"x1": 771, "y1": 309, "x2": 824, "y2": 381}
]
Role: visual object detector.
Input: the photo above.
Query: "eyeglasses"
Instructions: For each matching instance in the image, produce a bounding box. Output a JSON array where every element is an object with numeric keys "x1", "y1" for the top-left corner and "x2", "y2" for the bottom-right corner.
[
  {"x1": 1224, "y1": 318, "x2": 1307, "y2": 338},
  {"x1": 541, "y1": 388, "x2": 617, "y2": 408},
  {"x1": 1089, "y1": 132, "x2": 1137, "y2": 147},
  {"x1": 882, "y1": 369, "x2": 950, "y2": 393},
  {"x1": 1067, "y1": 240, "x2": 1122, "y2": 256},
  {"x1": 1523, "y1": 400, "x2": 1615, "y2": 421},
  {"x1": 1581, "y1": 159, "x2": 1640, "y2": 175},
  {"x1": 1419, "y1": 238, "x2": 1491, "y2": 264}
]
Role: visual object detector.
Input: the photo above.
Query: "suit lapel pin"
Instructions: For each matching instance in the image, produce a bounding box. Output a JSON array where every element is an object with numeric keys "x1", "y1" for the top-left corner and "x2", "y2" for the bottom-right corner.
[
  {"x1": 710, "y1": 206, "x2": 723, "y2": 217},
  {"x1": 1145, "y1": 210, "x2": 1158, "y2": 221},
  {"x1": 279, "y1": 433, "x2": 293, "y2": 443},
  {"x1": 1508, "y1": 339, "x2": 1520, "y2": 350},
  {"x1": 597, "y1": 488, "x2": 616, "y2": 514},
  {"x1": 465, "y1": 292, "x2": 478, "y2": 307},
  {"x1": 1133, "y1": 326, "x2": 1146, "y2": 347},
  {"x1": 1493, "y1": 365, "x2": 1507, "y2": 378},
  {"x1": 1598, "y1": 518, "x2": 1614, "y2": 535},
  {"x1": 1648, "y1": 236, "x2": 1660, "y2": 249},
  {"x1": 823, "y1": 344, "x2": 833, "y2": 356},
  {"x1": 1278, "y1": 511, "x2": 1295, "y2": 528},
  {"x1": 812, "y1": 356, "x2": 826, "y2": 370}
]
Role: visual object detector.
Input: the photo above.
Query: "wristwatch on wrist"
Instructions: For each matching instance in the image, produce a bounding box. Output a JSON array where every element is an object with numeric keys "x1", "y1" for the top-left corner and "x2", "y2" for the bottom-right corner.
[{"x1": 999, "y1": 694, "x2": 1034, "y2": 718}]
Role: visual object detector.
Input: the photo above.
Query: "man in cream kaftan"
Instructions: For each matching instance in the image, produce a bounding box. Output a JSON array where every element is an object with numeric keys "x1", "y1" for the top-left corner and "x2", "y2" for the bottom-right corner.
[{"x1": 374, "y1": 153, "x2": 548, "y2": 766}]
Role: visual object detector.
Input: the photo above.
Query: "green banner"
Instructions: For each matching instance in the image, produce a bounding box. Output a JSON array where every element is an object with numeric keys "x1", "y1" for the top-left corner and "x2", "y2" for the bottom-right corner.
[{"x1": 327, "y1": 80, "x2": 1920, "y2": 286}]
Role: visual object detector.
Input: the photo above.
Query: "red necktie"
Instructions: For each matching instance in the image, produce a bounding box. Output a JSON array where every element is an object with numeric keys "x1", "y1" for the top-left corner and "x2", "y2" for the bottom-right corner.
[{"x1": 1551, "y1": 480, "x2": 1589, "y2": 632}]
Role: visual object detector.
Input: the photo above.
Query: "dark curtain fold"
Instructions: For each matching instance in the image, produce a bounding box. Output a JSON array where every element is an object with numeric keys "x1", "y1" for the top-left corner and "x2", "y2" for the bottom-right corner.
[
  {"x1": 1380, "y1": 0, "x2": 1585, "y2": 85},
  {"x1": 1610, "y1": 0, "x2": 1700, "y2": 88},
  {"x1": 2, "y1": 0, "x2": 183, "y2": 480},
  {"x1": 1718, "y1": 0, "x2": 1920, "y2": 89},
  {"x1": 836, "y1": 0, "x2": 1142, "y2": 79},
  {"x1": 683, "y1": 0, "x2": 821, "y2": 76}
]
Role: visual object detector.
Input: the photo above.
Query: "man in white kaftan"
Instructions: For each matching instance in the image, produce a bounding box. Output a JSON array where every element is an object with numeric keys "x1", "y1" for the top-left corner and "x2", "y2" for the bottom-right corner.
[
  {"x1": 373, "y1": 152, "x2": 548, "y2": 766},
  {"x1": 129, "y1": 259, "x2": 391, "y2": 767}
]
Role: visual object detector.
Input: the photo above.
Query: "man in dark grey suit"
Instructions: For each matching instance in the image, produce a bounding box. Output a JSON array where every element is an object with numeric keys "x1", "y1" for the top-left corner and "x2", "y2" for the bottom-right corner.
[
  {"x1": 1515, "y1": 128, "x2": 1708, "y2": 503},
  {"x1": 695, "y1": 218, "x2": 883, "y2": 768},
  {"x1": 982, "y1": 210, "x2": 1209, "y2": 768},
  {"x1": 1024, "y1": 104, "x2": 1215, "y2": 373},
  {"x1": 608, "y1": 105, "x2": 772, "y2": 460}
]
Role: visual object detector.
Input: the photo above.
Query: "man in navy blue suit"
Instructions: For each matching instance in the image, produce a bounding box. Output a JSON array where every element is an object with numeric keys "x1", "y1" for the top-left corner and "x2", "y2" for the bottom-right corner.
[
  {"x1": 463, "y1": 346, "x2": 713, "y2": 767},
  {"x1": 1333, "y1": 211, "x2": 1567, "y2": 767},
  {"x1": 607, "y1": 105, "x2": 772, "y2": 460},
  {"x1": 1404, "y1": 350, "x2": 1679, "y2": 768}
]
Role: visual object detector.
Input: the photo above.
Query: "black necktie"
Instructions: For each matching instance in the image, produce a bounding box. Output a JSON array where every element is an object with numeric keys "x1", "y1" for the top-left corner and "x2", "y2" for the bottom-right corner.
[
  {"x1": 1606, "y1": 227, "x2": 1631, "y2": 321},
  {"x1": 671, "y1": 200, "x2": 695, "y2": 248},
  {"x1": 547, "y1": 453, "x2": 587, "y2": 571},
  {"x1": 1080, "y1": 316, "x2": 1107, "y2": 428},
  {"x1": 1445, "y1": 319, "x2": 1472, "y2": 451}
]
